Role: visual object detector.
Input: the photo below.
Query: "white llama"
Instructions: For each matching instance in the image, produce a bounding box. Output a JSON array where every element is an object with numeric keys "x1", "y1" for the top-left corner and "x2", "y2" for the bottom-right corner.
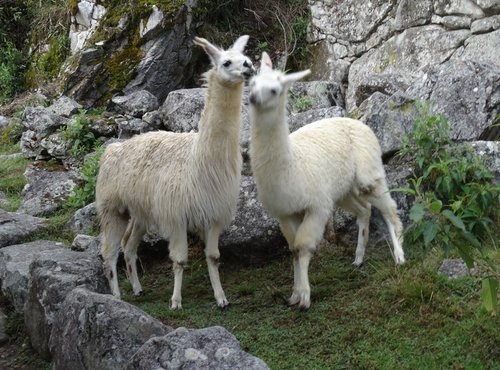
[
  {"x1": 96, "y1": 35, "x2": 254, "y2": 309},
  {"x1": 248, "y1": 52, "x2": 405, "y2": 309}
]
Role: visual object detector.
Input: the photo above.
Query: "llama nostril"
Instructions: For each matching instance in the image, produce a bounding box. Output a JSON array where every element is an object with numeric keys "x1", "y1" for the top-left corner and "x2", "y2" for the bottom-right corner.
[{"x1": 249, "y1": 94, "x2": 256, "y2": 104}]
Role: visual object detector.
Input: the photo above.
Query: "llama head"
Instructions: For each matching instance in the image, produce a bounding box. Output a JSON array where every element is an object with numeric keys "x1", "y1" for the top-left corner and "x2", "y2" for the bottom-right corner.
[
  {"x1": 194, "y1": 35, "x2": 255, "y2": 83},
  {"x1": 249, "y1": 52, "x2": 311, "y2": 110}
]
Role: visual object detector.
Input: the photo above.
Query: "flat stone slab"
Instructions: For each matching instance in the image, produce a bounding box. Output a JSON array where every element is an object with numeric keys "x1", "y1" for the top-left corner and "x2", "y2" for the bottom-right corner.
[{"x1": 0, "y1": 209, "x2": 48, "y2": 248}]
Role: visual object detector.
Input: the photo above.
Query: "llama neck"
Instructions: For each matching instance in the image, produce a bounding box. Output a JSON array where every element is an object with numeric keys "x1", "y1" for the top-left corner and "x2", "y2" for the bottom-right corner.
[
  {"x1": 197, "y1": 69, "x2": 243, "y2": 155},
  {"x1": 250, "y1": 98, "x2": 293, "y2": 173}
]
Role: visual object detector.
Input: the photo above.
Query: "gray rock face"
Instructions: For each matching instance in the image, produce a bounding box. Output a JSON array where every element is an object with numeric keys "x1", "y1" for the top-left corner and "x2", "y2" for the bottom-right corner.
[
  {"x1": 457, "y1": 29, "x2": 500, "y2": 69},
  {"x1": 0, "y1": 241, "x2": 65, "y2": 312},
  {"x1": 347, "y1": 25, "x2": 470, "y2": 110},
  {"x1": 66, "y1": 202, "x2": 98, "y2": 234},
  {"x1": 47, "y1": 96, "x2": 83, "y2": 117},
  {"x1": 24, "y1": 247, "x2": 108, "y2": 359},
  {"x1": 469, "y1": 141, "x2": 500, "y2": 181},
  {"x1": 19, "y1": 164, "x2": 78, "y2": 216},
  {"x1": 64, "y1": 4, "x2": 196, "y2": 106},
  {"x1": 111, "y1": 90, "x2": 159, "y2": 118},
  {"x1": 161, "y1": 88, "x2": 205, "y2": 133},
  {"x1": 50, "y1": 288, "x2": 171, "y2": 370},
  {"x1": 128, "y1": 326, "x2": 270, "y2": 370},
  {"x1": 116, "y1": 116, "x2": 154, "y2": 138},
  {"x1": 309, "y1": 0, "x2": 394, "y2": 43},
  {"x1": 434, "y1": 0, "x2": 485, "y2": 19},
  {"x1": 21, "y1": 106, "x2": 69, "y2": 138},
  {"x1": 358, "y1": 59, "x2": 499, "y2": 155},
  {"x1": 123, "y1": 15, "x2": 195, "y2": 103},
  {"x1": 220, "y1": 176, "x2": 286, "y2": 261},
  {"x1": 71, "y1": 235, "x2": 101, "y2": 257},
  {"x1": 0, "y1": 210, "x2": 47, "y2": 249}
]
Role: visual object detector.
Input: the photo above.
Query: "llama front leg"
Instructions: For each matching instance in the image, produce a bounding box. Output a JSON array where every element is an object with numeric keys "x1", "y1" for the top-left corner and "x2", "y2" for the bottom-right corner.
[
  {"x1": 290, "y1": 212, "x2": 328, "y2": 309},
  {"x1": 122, "y1": 219, "x2": 146, "y2": 296},
  {"x1": 204, "y1": 223, "x2": 229, "y2": 308},
  {"x1": 169, "y1": 229, "x2": 188, "y2": 309},
  {"x1": 278, "y1": 216, "x2": 300, "y2": 305}
]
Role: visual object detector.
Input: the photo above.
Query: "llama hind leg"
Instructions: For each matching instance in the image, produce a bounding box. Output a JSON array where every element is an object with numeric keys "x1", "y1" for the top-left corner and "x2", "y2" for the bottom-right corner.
[
  {"x1": 204, "y1": 222, "x2": 228, "y2": 308},
  {"x1": 339, "y1": 196, "x2": 372, "y2": 266},
  {"x1": 370, "y1": 191, "x2": 405, "y2": 265},
  {"x1": 122, "y1": 219, "x2": 146, "y2": 296},
  {"x1": 100, "y1": 212, "x2": 128, "y2": 298},
  {"x1": 168, "y1": 228, "x2": 188, "y2": 309},
  {"x1": 291, "y1": 212, "x2": 329, "y2": 309}
]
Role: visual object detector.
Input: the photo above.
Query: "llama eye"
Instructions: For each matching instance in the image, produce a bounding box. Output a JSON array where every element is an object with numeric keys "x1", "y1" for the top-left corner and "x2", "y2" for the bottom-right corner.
[
  {"x1": 222, "y1": 60, "x2": 232, "y2": 67},
  {"x1": 270, "y1": 89, "x2": 277, "y2": 95}
]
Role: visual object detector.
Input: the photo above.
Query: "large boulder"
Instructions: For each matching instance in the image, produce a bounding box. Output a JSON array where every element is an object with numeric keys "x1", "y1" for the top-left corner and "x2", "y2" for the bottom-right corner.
[
  {"x1": 49, "y1": 288, "x2": 171, "y2": 370},
  {"x1": 24, "y1": 247, "x2": 108, "y2": 359},
  {"x1": 110, "y1": 90, "x2": 159, "y2": 118},
  {"x1": 128, "y1": 326, "x2": 269, "y2": 370},
  {"x1": 0, "y1": 210, "x2": 47, "y2": 248},
  {"x1": 220, "y1": 176, "x2": 286, "y2": 262},
  {"x1": 19, "y1": 163, "x2": 78, "y2": 216},
  {"x1": 0, "y1": 241, "x2": 64, "y2": 313},
  {"x1": 357, "y1": 59, "x2": 499, "y2": 155},
  {"x1": 63, "y1": 3, "x2": 196, "y2": 106},
  {"x1": 66, "y1": 202, "x2": 98, "y2": 234},
  {"x1": 347, "y1": 25, "x2": 470, "y2": 110}
]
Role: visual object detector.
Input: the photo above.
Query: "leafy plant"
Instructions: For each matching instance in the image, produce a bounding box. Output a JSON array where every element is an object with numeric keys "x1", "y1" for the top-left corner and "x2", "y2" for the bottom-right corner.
[
  {"x1": 59, "y1": 109, "x2": 101, "y2": 158},
  {"x1": 290, "y1": 94, "x2": 315, "y2": 112},
  {"x1": 66, "y1": 146, "x2": 104, "y2": 208},
  {"x1": 397, "y1": 102, "x2": 500, "y2": 314},
  {"x1": 0, "y1": 40, "x2": 24, "y2": 102}
]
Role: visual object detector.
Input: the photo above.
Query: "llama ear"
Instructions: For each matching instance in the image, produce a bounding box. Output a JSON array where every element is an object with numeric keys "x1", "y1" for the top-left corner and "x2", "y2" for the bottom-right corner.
[
  {"x1": 282, "y1": 69, "x2": 311, "y2": 87},
  {"x1": 260, "y1": 52, "x2": 273, "y2": 73},
  {"x1": 194, "y1": 36, "x2": 221, "y2": 64},
  {"x1": 231, "y1": 35, "x2": 249, "y2": 52}
]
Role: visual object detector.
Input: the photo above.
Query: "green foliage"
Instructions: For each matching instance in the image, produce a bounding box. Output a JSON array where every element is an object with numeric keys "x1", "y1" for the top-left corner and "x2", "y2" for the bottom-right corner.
[
  {"x1": 290, "y1": 94, "x2": 315, "y2": 112},
  {"x1": 0, "y1": 40, "x2": 25, "y2": 102},
  {"x1": 0, "y1": 156, "x2": 29, "y2": 211},
  {"x1": 195, "y1": 0, "x2": 311, "y2": 71},
  {"x1": 398, "y1": 102, "x2": 500, "y2": 314},
  {"x1": 59, "y1": 109, "x2": 101, "y2": 158},
  {"x1": 66, "y1": 147, "x2": 104, "y2": 208}
]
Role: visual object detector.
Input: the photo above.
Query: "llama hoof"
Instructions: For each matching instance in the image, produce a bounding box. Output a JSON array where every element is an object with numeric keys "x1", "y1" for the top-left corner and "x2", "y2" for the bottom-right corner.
[
  {"x1": 171, "y1": 299, "x2": 182, "y2": 310},
  {"x1": 217, "y1": 298, "x2": 230, "y2": 309},
  {"x1": 134, "y1": 290, "x2": 144, "y2": 297},
  {"x1": 352, "y1": 260, "x2": 364, "y2": 267},
  {"x1": 297, "y1": 302, "x2": 311, "y2": 311},
  {"x1": 288, "y1": 293, "x2": 300, "y2": 306},
  {"x1": 395, "y1": 255, "x2": 406, "y2": 265}
]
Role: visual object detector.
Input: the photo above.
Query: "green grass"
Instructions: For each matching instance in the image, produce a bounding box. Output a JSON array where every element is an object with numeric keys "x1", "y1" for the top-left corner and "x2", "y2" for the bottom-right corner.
[
  {"x1": 0, "y1": 153, "x2": 29, "y2": 212},
  {"x1": 121, "y1": 243, "x2": 499, "y2": 370}
]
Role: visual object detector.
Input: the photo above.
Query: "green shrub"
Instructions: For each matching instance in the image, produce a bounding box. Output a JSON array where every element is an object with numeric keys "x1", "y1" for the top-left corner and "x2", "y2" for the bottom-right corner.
[
  {"x1": 0, "y1": 40, "x2": 24, "y2": 102},
  {"x1": 59, "y1": 109, "x2": 101, "y2": 158},
  {"x1": 67, "y1": 146, "x2": 104, "y2": 208},
  {"x1": 398, "y1": 102, "x2": 500, "y2": 314},
  {"x1": 290, "y1": 94, "x2": 315, "y2": 112}
]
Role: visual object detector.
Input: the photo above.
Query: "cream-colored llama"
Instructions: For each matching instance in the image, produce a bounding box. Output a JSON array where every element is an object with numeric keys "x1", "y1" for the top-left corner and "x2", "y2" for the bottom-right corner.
[
  {"x1": 248, "y1": 52, "x2": 405, "y2": 309},
  {"x1": 96, "y1": 36, "x2": 254, "y2": 309}
]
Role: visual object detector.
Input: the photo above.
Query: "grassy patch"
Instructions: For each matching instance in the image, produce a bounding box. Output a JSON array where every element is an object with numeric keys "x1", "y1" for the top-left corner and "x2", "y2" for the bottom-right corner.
[
  {"x1": 121, "y1": 243, "x2": 499, "y2": 369},
  {"x1": 0, "y1": 155, "x2": 29, "y2": 212}
]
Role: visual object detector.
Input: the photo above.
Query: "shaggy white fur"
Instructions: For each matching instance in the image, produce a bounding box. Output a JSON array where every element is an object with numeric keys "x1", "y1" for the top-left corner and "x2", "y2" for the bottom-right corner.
[
  {"x1": 249, "y1": 52, "x2": 405, "y2": 309},
  {"x1": 96, "y1": 35, "x2": 254, "y2": 309}
]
